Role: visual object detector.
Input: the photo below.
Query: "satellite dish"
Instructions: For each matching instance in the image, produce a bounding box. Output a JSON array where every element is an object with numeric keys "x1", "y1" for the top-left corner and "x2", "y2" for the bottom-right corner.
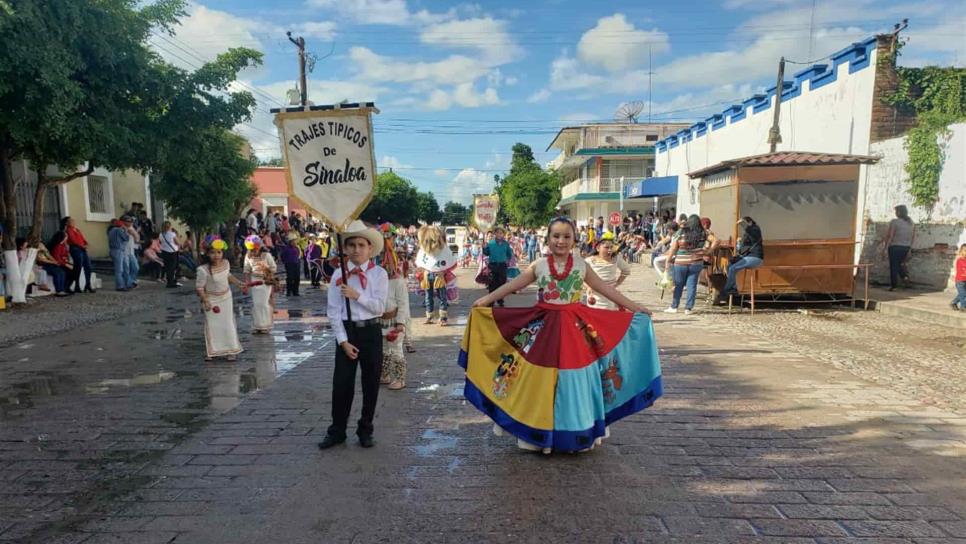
[{"x1": 615, "y1": 101, "x2": 645, "y2": 123}]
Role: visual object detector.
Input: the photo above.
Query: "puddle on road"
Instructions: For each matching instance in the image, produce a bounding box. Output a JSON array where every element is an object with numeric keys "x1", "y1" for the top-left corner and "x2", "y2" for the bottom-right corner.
[
  {"x1": 1, "y1": 298, "x2": 332, "y2": 420},
  {"x1": 413, "y1": 429, "x2": 458, "y2": 456}
]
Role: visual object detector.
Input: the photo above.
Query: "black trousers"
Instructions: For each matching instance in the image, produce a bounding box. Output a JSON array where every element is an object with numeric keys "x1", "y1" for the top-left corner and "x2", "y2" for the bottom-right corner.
[
  {"x1": 327, "y1": 323, "x2": 383, "y2": 439},
  {"x1": 488, "y1": 262, "x2": 508, "y2": 305},
  {"x1": 284, "y1": 262, "x2": 300, "y2": 295},
  {"x1": 888, "y1": 245, "x2": 910, "y2": 288},
  {"x1": 161, "y1": 251, "x2": 178, "y2": 287}
]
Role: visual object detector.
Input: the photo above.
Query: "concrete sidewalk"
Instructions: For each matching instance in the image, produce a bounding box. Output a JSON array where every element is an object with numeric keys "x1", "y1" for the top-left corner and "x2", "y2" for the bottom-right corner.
[
  {"x1": 3, "y1": 265, "x2": 965, "y2": 543},
  {"x1": 870, "y1": 286, "x2": 966, "y2": 329}
]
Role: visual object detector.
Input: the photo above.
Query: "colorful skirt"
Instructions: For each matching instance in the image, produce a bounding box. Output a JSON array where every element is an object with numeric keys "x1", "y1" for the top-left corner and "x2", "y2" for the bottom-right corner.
[{"x1": 458, "y1": 303, "x2": 662, "y2": 452}]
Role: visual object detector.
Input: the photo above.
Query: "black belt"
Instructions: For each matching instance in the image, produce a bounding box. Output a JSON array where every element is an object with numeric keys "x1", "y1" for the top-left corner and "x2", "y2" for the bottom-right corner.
[{"x1": 343, "y1": 318, "x2": 380, "y2": 328}]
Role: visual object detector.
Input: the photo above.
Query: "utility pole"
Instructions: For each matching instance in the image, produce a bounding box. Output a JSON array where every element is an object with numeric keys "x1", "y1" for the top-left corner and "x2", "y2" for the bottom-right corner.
[
  {"x1": 287, "y1": 31, "x2": 307, "y2": 107},
  {"x1": 768, "y1": 56, "x2": 786, "y2": 153}
]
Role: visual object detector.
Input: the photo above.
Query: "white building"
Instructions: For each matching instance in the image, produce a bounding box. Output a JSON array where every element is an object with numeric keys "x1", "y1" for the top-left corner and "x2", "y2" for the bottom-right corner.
[
  {"x1": 547, "y1": 122, "x2": 689, "y2": 225},
  {"x1": 654, "y1": 34, "x2": 964, "y2": 289}
]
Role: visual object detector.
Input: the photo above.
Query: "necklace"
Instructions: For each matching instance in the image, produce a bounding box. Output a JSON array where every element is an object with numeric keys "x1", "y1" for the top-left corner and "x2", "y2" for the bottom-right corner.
[{"x1": 547, "y1": 254, "x2": 573, "y2": 281}]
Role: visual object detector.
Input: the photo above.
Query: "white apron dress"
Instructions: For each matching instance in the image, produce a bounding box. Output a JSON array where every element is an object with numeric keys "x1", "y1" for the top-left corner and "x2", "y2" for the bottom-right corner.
[
  {"x1": 244, "y1": 252, "x2": 277, "y2": 333},
  {"x1": 380, "y1": 277, "x2": 412, "y2": 383},
  {"x1": 196, "y1": 263, "x2": 242, "y2": 358},
  {"x1": 585, "y1": 255, "x2": 632, "y2": 310}
]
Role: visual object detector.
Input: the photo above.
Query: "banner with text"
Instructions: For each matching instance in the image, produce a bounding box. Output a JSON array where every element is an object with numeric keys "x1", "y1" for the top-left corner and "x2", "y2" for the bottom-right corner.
[
  {"x1": 274, "y1": 107, "x2": 377, "y2": 230},
  {"x1": 473, "y1": 194, "x2": 499, "y2": 230}
]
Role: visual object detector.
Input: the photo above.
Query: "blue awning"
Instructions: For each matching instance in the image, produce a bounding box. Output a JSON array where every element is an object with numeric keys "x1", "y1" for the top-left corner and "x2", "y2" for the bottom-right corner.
[{"x1": 624, "y1": 176, "x2": 678, "y2": 198}]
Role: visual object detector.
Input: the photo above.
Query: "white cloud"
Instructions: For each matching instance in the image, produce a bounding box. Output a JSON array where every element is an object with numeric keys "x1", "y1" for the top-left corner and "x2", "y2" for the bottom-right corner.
[
  {"x1": 294, "y1": 21, "x2": 338, "y2": 40},
  {"x1": 424, "y1": 83, "x2": 500, "y2": 110},
  {"x1": 549, "y1": 54, "x2": 605, "y2": 92},
  {"x1": 420, "y1": 17, "x2": 523, "y2": 65},
  {"x1": 350, "y1": 47, "x2": 490, "y2": 86},
  {"x1": 527, "y1": 88, "x2": 552, "y2": 103},
  {"x1": 378, "y1": 155, "x2": 412, "y2": 169},
  {"x1": 450, "y1": 168, "x2": 495, "y2": 204},
  {"x1": 433, "y1": 168, "x2": 449, "y2": 177},
  {"x1": 577, "y1": 14, "x2": 669, "y2": 73},
  {"x1": 151, "y1": 3, "x2": 268, "y2": 71},
  {"x1": 306, "y1": 0, "x2": 453, "y2": 26}
]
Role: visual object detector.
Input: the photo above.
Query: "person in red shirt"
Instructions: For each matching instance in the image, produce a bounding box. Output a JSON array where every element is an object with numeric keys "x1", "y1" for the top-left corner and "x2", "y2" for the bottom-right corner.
[
  {"x1": 47, "y1": 231, "x2": 75, "y2": 297},
  {"x1": 61, "y1": 216, "x2": 95, "y2": 293},
  {"x1": 951, "y1": 244, "x2": 966, "y2": 311}
]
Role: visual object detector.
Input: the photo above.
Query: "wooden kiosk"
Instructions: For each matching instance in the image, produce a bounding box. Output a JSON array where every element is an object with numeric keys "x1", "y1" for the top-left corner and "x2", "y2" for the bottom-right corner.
[{"x1": 689, "y1": 152, "x2": 879, "y2": 304}]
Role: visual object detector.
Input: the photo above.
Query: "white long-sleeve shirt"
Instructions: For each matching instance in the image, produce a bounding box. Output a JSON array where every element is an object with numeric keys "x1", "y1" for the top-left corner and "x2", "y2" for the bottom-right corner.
[{"x1": 327, "y1": 260, "x2": 388, "y2": 344}]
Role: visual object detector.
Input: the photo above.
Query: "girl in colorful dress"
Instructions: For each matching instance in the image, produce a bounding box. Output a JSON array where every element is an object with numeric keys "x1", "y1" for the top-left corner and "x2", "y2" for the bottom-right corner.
[
  {"x1": 378, "y1": 229, "x2": 412, "y2": 390},
  {"x1": 463, "y1": 217, "x2": 661, "y2": 454},
  {"x1": 585, "y1": 231, "x2": 631, "y2": 310},
  {"x1": 196, "y1": 239, "x2": 246, "y2": 361},
  {"x1": 243, "y1": 235, "x2": 277, "y2": 334}
]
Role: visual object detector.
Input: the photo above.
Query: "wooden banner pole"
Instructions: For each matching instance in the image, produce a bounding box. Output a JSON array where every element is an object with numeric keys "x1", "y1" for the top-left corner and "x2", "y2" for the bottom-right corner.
[{"x1": 335, "y1": 228, "x2": 352, "y2": 322}]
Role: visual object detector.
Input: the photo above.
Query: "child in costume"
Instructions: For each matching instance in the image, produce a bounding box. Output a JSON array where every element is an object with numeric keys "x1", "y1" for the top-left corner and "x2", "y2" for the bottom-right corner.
[
  {"x1": 585, "y1": 231, "x2": 631, "y2": 310},
  {"x1": 415, "y1": 224, "x2": 458, "y2": 326},
  {"x1": 243, "y1": 235, "x2": 277, "y2": 334},
  {"x1": 196, "y1": 239, "x2": 246, "y2": 361},
  {"x1": 318, "y1": 221, "x2": 388, "y2": 450},
  {"x1": 483, "y1": 226, "x2": 513, "y2": 307},
  {"x1": 462, "y1": 217, "x2": 661, "y2": 454},
  {"x1": 378, "y1": 225, "x2": 411, "y2": 390}
]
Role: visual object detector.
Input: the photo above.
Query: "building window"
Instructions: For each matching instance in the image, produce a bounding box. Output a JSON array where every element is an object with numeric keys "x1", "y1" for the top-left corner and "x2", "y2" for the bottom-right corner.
[
  {"x1": 87, "y1": 175, "x2": 109, "y2": 214},
  {"x1": 83, "y1": 167, "x2": 114, "y2": 222},
  {"x1": 646, "y1": 134, "x2": 658, "y2": 142}
]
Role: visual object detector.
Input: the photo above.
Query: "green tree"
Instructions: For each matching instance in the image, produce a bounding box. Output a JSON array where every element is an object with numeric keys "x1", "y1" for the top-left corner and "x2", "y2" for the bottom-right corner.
[
  {"x1": 498, "y1": 143, "x2": 561, "y2": 227},
  {"x1": 361, "y1": 171, "x2": 420, "y2": 225},
  {"x1": 416, "y1": 191, "x2": 442, "y2": 224},
  {"x1": 441, "y1": 201, "x2": 469, "y2": 225},
  {"x1": 0, "y1": 0, "x2": 261, "y2": 303},
  {"x1": 151, "y1": 129, "x2": 256, "y2": 261},
  {"x1": 257, "y1": 157, "x2": 285, "y2": 167}
]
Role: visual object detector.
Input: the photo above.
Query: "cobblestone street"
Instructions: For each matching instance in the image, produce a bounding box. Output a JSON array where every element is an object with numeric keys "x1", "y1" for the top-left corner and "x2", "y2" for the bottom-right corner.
[{"x1": 1, "y1": 265, "x2": 964, "y2": 543}]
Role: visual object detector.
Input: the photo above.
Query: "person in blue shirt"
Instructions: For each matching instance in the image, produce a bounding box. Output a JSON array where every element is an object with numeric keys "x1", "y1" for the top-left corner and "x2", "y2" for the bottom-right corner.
[
  {"x1": 524, "y1": 229, "x2": 538, "y2": 263},
  {"x1": 483, "y1": 226, "x2": 514, "y2": 307},
  {"x1": 108, "y1": 218, "x2": 132, "y2": 291}
]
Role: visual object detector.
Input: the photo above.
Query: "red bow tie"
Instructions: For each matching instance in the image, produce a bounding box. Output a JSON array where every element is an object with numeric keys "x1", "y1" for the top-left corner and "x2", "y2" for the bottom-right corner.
[{"x1": 337, "y1": 262, "x2": 374, "y2": 289}]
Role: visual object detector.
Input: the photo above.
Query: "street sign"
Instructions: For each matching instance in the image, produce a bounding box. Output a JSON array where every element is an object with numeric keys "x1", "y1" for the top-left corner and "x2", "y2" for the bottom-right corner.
[
  {"x1": 274, "y1": 104, "x2": 378, "y2": 231},
  {"x1": 609, "y1": 211, "x2": 622, "y2": 226}
]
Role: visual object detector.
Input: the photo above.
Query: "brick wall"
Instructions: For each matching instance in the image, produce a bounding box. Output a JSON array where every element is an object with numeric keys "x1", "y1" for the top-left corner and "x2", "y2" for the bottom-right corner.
[
  {"x1": 869, "y1": 34, "x2": 919, "y2": 144},
  {"x1": 859, "y1": 219, "x2": 964, "y2": 290}
]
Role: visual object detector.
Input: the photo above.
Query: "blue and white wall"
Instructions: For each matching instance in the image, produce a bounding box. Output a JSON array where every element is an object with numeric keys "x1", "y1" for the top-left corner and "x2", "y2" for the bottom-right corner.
[{"x1": 653, "y1": 36, "x2": 880, "y2": 216}]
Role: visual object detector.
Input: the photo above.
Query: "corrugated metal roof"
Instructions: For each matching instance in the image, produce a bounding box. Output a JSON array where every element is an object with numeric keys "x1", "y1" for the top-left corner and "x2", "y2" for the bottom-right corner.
[{"x1": 687, "y1": 151, "x2": 880, "y2": 178}]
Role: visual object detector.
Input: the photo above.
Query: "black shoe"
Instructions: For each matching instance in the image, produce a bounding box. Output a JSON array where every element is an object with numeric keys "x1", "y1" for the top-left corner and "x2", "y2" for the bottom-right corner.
[
  {"x1": 358, "y1": 435, "x2": 375, "y2": 448},
  {"x1": 85, "y1": 288, "x2": 96, "y2": 293},
  {"x1": 317, "y1": 435, "x2": 346, "y2": 450},
  {"x1": 952, "y1": 303, "x2": 961, "y2": 312}
]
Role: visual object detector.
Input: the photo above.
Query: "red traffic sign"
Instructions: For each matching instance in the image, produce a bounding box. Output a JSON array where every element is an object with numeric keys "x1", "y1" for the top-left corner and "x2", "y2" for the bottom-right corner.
[{"x1": 609, "y1": 211, "x2": 622, "y2": 226}]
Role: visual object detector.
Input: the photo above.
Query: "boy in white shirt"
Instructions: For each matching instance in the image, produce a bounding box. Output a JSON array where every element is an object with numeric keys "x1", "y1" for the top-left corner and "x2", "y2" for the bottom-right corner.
[{"x1": 319, "y1": 221, "x2": 388, "y2": 449}]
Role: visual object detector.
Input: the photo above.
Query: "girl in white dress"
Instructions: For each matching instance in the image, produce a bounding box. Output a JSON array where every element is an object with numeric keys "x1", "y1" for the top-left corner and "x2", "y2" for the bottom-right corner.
[
  {"x1": 244, "y1": 235, "x2": 278, "y2": 334},
  {"x1": 585, "y1": 231, "x2": 631, "y2": 310},
  {"x1": 196, "y1": 240, "x2": 246, "y2": 361}
]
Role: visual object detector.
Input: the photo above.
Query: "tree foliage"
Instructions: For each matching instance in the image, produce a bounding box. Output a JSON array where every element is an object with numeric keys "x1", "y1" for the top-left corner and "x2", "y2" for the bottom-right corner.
[
  {"x1": 0, "y1": 0, "x2": 262, "y2": 248},
  {"x1": 416, "y1": 191, "x2": 442, "y2": 224},
  {"x1": 441, "y1": 201, "x2": 469, "y2": 225},
  {"x1": 361, "y1": 171, "x2": 441, "y2": 226},
  {"x1": 883, "y1": 41, "x2": 966, "y2": 211},
  {"x1": 496, "y1": 143, "x2": 561, "y2": 227},
  {"x1": 151, "y1": 129, "x2": 256, "y2": 238}
]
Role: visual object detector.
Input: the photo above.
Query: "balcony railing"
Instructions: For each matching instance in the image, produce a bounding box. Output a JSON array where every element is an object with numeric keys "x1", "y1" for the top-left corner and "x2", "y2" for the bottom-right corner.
[{"x1": 561, "y1": 177, "x2": 639, "y2": 198}]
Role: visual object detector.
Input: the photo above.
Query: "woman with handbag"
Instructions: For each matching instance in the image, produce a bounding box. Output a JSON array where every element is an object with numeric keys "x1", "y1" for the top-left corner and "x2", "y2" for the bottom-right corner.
[{"x1": 723, "y1": 216, "x2": 764, "y2": 297}]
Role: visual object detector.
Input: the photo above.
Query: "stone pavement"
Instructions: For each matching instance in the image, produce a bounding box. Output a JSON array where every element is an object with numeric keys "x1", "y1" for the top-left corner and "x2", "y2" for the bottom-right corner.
[{"x1": 2, "y1": 264, "x2": 965, "y2": 543}]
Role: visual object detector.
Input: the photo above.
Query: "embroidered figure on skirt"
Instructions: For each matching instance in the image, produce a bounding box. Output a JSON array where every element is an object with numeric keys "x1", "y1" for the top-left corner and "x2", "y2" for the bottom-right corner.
[{"x1": 460, "y1": 217, "x2": 662, "y2": 454}]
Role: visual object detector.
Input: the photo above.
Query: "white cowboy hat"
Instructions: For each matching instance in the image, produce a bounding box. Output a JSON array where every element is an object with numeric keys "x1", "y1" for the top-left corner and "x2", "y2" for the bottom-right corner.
[{"x1": 342, "y1": 220, "x2": 384, "y2": 255}]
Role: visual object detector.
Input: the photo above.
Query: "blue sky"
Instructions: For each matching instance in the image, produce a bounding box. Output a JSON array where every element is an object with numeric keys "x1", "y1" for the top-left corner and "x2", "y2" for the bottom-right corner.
[{"x1": 150, "y1": 0, "x2": 965, "y2": 205}]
